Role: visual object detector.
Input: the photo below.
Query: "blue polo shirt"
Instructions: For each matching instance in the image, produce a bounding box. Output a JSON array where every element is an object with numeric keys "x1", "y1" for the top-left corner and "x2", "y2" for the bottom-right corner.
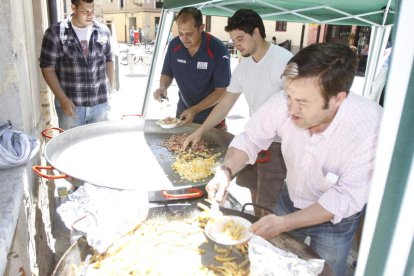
[{"x1": 162, "y1": 32, "x2": 231, "y2": 124}]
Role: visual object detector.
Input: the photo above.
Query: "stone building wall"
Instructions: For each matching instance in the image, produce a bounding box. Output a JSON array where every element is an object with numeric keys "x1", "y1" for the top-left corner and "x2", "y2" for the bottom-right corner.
[{"x1": 0, "y1": 0, "x2": 59, "y2": 274}]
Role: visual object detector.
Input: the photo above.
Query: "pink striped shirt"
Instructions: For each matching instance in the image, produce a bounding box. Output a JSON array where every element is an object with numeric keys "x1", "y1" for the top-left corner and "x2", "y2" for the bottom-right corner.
[{"x1": 230, "y1": 91, "x2": 382, "y2": 223}]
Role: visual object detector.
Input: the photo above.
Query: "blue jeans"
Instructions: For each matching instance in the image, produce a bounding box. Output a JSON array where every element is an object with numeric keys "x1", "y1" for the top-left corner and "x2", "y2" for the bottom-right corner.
[
  {"x1": 55, "y1": 99, "x2": 110, "y2": 130},
  {"x1": 276, "y1": 183, "x2": 363, "y2": 276}
]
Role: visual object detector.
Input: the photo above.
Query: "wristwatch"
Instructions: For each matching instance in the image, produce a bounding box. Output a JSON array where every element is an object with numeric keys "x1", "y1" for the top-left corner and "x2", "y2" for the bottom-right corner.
[{"x1": 216, "y1": 165, "x2": 233, "y2": 181}]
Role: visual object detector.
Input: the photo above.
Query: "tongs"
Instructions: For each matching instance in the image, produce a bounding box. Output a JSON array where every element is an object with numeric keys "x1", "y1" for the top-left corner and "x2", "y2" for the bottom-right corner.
[
  {"x1": 210, "y1": 201, "x2": 223, "y2": 218},
  {"x1": 197, "y1": 199, "x2": 223, "y2": 220},
  {"x1": 159, "y1": 95, "x2": 171, "y2": 113},
  {"x1": 197, "y1": 200, "x2": 253, "y2": 245},
  {"x1": 160, "y1": 94, "x2": 170, "y2": 105}
]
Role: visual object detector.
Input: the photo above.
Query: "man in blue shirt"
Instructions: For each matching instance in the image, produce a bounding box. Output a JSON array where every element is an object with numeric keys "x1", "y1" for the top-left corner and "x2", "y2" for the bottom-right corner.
[{"x1": 153, "y1": 7, "x2": 231, "y2": 127}]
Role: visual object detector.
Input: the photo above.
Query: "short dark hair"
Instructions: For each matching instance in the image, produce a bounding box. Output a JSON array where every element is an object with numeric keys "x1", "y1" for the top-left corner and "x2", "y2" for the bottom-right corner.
[
  {"x1": 283, "y1": 43, "x2": 357, "y2": 108},
  {"x1": 176, "y1": 7, "x2": 203, "y2": 28},
  {"x1": 71, "y1": 0, "x2": 94, "y2": 6},
  {"x1": 225, "y1": 9, "x2": 266, "y2": 39}
]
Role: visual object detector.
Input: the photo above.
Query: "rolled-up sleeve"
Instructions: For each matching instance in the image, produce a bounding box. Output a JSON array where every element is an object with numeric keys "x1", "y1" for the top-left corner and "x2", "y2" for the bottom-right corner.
[
  {"x1": 105, "y1": 37, "x2": 113, "y2": 62},
  {"x1": 39, "y1": 27, "x2": 60, "y2": 68},
  {"x1": 229, "y1": 91, "x2": 289, "y2": 164},
  {"x1": 229, "y1": 133, "x2": 262, "y2": 164}
]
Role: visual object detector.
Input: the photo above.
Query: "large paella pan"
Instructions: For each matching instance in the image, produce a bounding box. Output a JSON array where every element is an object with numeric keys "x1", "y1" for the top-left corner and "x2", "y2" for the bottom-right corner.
[
  {"x1": 52, "y1": 204, "x2": 333, "y2": 276},
  {"x1": 40, "y1": 119, "x2": 233, "y2": 192}
]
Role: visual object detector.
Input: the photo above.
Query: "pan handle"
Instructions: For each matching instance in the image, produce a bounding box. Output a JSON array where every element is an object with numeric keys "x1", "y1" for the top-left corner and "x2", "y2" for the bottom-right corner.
[
  {"x1": 162, "y1": 187, "x2": 204, "y2": 199},
  {"x1": 256, "y1": 150, "x2": 270, "y2": 163},
  {"x1": 121, "y1": 114, "x2": 143, "y2": 119},
  {"x1": 241, "y1": 203, "x2": 274, "y2": 214},
  {"x1": 42, "y1": 127, "x2": 64, "y2": 139},
  {"x1": 32, "y1": 165, "x2": 68, "y2": 180}
]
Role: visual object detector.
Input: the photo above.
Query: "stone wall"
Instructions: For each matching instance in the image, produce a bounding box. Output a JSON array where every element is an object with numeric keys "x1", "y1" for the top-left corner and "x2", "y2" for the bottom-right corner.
[{"x1": 0, "y1": 0, "x2": 57, "y2": 274}]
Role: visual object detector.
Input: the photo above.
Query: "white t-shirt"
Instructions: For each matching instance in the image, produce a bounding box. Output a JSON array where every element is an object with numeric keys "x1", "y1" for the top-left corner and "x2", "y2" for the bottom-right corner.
[
  {"x1": 72, "y1": 23, "x2": 93, "y2": 57},
  {"x1": 227, "y1": 44, "x2": 293, "y2": 116}
]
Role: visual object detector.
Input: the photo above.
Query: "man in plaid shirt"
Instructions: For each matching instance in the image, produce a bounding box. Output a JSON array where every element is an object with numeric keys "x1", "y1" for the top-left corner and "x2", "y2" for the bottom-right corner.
[{"x1": 40, "y1": 0, "x2": 113, "y2": 130}]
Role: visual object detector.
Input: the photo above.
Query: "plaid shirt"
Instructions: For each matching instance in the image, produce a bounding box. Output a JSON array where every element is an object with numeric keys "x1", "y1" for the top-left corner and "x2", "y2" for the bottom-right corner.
[{"x1": 40, "y1": 17, "x2": 112, "y2": 106}]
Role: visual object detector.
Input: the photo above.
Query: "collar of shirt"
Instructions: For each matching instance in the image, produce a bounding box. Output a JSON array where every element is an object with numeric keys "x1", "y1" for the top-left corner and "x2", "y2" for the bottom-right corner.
[
  {"x1": 316, "y1": 94, "x2": 349, "y2": 139},
  {"x1": 65, "y1": 15, "x2": 106, "y2": 43},
  {"x1": 175, "y1": 31, "x2": 207, "y2": 59}
]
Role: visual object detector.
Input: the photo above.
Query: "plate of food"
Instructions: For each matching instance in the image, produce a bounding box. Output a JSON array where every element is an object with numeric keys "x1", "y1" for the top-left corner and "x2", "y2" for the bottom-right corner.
[
  {"x1": 205, "y1": 215, "x2": 253, "y2": 246},
  {"x1": 156, "y1": 117, "x2": 181, "y2": 129}
]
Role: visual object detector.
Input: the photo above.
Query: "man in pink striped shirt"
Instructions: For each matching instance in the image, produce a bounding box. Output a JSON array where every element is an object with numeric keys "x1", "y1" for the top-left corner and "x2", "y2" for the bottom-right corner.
[{"x1": 208, "y1": 43, "x2": 382, "y2": 276}]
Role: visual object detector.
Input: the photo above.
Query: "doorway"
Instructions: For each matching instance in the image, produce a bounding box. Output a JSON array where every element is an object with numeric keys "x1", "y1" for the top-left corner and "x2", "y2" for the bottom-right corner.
[{"x1": 129, "y1": 17, "x2": 137, "y2": 30}]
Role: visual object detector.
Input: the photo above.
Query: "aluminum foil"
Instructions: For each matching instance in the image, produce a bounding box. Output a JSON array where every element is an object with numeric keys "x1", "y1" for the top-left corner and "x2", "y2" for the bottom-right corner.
[
  {"x1": 56, "y1": 183, "x2": 149, "y2": 253},
  {"x1": 249, "y1": 235, "x2": 325, "y2": 275}
]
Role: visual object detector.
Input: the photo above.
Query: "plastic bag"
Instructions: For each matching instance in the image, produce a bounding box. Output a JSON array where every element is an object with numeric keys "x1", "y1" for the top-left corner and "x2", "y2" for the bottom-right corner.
[{"x1": 57, "y1": 183, "x2": 149, "y2": 253}]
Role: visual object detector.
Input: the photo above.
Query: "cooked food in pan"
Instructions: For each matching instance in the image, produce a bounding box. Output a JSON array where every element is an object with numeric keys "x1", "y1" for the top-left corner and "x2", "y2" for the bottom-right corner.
[
  {"x1": 75, "y1": 210, "x2": 250, "y2": 275},
  {"x1": 161, "y1": 133, "x2": 221, "y2": 182},
  {"x1": 172, "y1": 151, "x2": 221, "y2": 182},
  {"x1": 161, "y1": 133, "x2": 209, "y2": 153}
]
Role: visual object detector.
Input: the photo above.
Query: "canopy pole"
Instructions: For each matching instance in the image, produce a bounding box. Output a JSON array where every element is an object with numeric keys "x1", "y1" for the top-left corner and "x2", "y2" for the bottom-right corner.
[
  {"x1": 361, "y1": 25, "x2": 391, "y2": 102},
  {"x1": 140, "y1": 10, "x2": 175, "y2": 117},
  {"x1": 361, "y1": 0, "x2": 393, "y2": 101},
  {"x1": 381, "y1": 0, "x2": 393, "y2": 26},
  {"x1": 356, "y1": 0, "x2": 414, "y2": 274},
  {"x1": 300, "y1": 24, "x2": 305, "y2": 50}
]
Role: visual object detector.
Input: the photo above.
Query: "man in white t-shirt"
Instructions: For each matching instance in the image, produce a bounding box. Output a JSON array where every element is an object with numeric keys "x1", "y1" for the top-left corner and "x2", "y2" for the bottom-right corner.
[{"x1": 183, "y1": 9, "x2": 293, "y2": 215}]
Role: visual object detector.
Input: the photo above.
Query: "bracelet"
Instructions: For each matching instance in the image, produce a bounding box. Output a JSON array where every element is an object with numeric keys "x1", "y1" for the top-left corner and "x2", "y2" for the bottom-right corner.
[{"x1": 216, "y1": 165, "x2": 233, "y2": 181}]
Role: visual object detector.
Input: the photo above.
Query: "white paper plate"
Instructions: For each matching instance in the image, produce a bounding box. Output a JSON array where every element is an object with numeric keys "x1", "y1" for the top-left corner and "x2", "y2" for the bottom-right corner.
[
  {"x1": 205, "y1": 215, "x2": 253, "y2": 245},
  {"x1": 156, "y1": 118, "x2": 181, "y2": 129}
]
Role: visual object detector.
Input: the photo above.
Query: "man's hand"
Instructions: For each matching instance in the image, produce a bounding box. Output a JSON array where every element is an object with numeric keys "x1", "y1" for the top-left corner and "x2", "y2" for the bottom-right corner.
[
  {"x1": 179, "y1": 107, "x2": 197, "y2": 125},
  {"x1": 182, "y1": 130, "x2": 203, "y2": 151},
  {"x1": 60, "y1": 98, "x2": 76, "y2": 117},
  {"x1": 153, "y1": 88, "x2": 167, "y2": 102},
  {"x1": 206, "y1": 169, "x2": 231, "y2": 206},
  {"x1": 41, "y1": 67, "x2": 76, "y2": 117},
  {"x1": 252, "y1": 203, "x2": 334, "y2": 240},
  {"x1": 251, "y1": 214, "x2": 287, "y2": 239}
]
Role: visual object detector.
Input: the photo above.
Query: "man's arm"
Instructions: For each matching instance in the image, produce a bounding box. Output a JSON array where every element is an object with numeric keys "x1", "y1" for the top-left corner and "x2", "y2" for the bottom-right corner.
[
  {"x1": 41, "y1": 67, "x2": 75, "y2": 117},
  {"x1": 153, "y1": 74, "x2": 173, "y2": 101},
  {"x1": 207, "y1": 93, "x2": 287, "y2": 203},
  {"x1": 106, "y1": 61, "x2": 114, "y2": 90},
  {"x1": 206, "y1": 146, "x2": 250, "y2": 204},
  {"x1": 193, "y1": 91, "x2": 240, "y2": 129},
  {"x1": 182, "y1": 92, "x2": 240, "y2": 149},
  {"x1": 179, "y1": 87, "x2": 226, "y2": 124},
  {"x1": 251, "y1": 203, "x2": 334, "y2": 239}
]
